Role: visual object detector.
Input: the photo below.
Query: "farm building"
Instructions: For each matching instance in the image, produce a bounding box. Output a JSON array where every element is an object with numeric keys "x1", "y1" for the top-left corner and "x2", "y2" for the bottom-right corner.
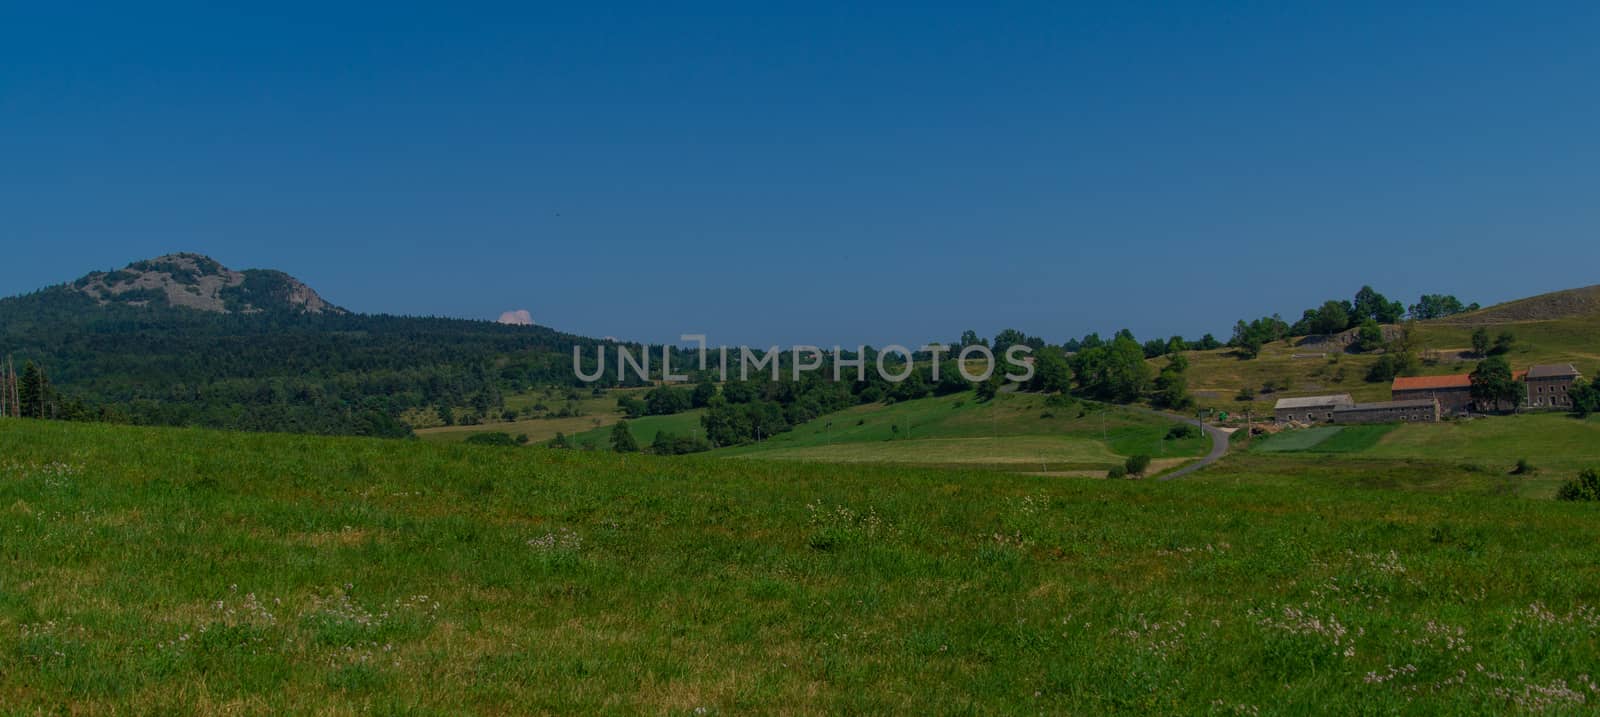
[
  {"x1": 1332, "y1": 398, "x2": 1440, "y2": 424},
  {"x1": 1273, "y1": 394, "x2": 1354, "y2": 424},
  {"x1": 1391, "y1": 374, "x2": 1474, "y2": 415},
  {"x1": 1391, "y1": 364, "x2": 1583, "y2": 413},
  {"x1": 1525, "y1": 364, "x2": 1582, "y2": 409}
]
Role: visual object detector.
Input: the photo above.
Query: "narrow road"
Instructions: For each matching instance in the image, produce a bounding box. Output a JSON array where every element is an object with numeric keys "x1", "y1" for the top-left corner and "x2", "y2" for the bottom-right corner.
[{"x1": 1127, "y1": 406, "x2": 1233, "y2": 480}]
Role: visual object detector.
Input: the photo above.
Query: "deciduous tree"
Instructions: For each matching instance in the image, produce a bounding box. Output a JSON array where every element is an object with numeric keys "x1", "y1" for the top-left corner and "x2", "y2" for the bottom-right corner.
[{"x1": 1470, "y1": 356, "x2": 1522, "y2": 413}]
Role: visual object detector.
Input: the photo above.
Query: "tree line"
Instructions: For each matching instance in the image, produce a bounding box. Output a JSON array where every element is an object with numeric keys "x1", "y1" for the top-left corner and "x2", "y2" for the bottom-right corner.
[{"x1": 1228, "y1": 286, "x2": 1476, "y2": 359}]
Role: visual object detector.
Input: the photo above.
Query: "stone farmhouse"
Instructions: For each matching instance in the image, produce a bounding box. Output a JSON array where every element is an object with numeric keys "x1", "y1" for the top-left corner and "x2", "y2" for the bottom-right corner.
[
  {"x1": 1332, "y1": 398, "x2": 1440, "y2": 424},
  {"x1": 1276, "y1": 363, "x2": 1584, "y2": 425},
  {"x1": 1526, "y1": 363, "x2": 1582, "y2": 409},
  {"x1": 1274, "y1": 393, "x2": 1440, "y2": 425},
  {"x1": 1392, "y1": 363, "x2": 1581, "y2": 415},
  {"x1": 1273, "y1": 394, "x2": 1354, "y2": 424},
  {"x1": 1391, "y1": 374, "x2": 1475, "y2": 415}
]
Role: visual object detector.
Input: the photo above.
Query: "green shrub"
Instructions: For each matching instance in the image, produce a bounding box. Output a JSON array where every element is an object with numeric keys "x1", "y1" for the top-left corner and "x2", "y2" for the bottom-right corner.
[
  {"x1": 464, "y1": 432, "x2": 517, "y2": 447},
  {"x1": 1556, "y1": 469, "x2": 1600, "y2": 502},
  {"x1": 1107, "y1": 465, "x2": 1128, "y2": 479},
  {"x1": 1125, "y1": 455, "x2": 1152, "y2": 477},
  {"x1": 1166, "y1": 424, "x2": 1199, "y2": 440}
]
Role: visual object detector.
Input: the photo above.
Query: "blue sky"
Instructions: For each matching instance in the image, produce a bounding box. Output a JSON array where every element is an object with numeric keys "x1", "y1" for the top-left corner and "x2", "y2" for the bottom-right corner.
[{"x1": 3, "y1": 2, "x2": 1597, "y2": 346}]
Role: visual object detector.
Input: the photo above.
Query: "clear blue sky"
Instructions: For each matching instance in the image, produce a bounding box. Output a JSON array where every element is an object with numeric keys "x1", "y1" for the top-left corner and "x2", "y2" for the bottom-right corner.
[{"x1": 3, "y1": 2, "x2": 1598, "y2": 347}]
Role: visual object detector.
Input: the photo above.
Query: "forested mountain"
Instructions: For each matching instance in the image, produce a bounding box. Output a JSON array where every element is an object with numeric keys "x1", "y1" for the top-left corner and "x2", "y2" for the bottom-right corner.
[{"x1": 0, "y1": 254, "x2": 628, "y2": 437}]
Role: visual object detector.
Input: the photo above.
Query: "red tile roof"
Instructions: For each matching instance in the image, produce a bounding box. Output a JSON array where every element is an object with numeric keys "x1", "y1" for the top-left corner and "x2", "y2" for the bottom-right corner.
[{"x1": 1392, "y1": 374, "x2": 1472, "y2": 391}]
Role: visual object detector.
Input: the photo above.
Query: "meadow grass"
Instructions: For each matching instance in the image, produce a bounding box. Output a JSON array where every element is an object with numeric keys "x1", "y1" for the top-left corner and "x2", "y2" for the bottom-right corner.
[
  {"x1": 1248, "y1": 414, "x2": 1600, "y2": 498},
  {"x1": 415, "y1": 388, "x2": 646, "y2": 442},
  {"x1": 569, "y1": 409, "x2": 708, "y2": 449},
  {"x1": 1252, "y1": 425, "x2": 1397, "y2": 455},
  {"x1": 4, "y1": 418, "x2": 1600, "y2": 713},
  {"x1": 1311, "y1": 424, "x2": 1397, "y2": 453},
  {"x1": 717, "y1": 392, "x2": 1209, "y2": 464},
  {"x1": 1360, "y1": 413, "x2": 1600, "y2": 484},
  {"x1": 727, "y1": 435, "x2": 1122, "y2": 469},
  {"x1": 1252, "y1": 426, "x2": 1343, "y2": 453}
]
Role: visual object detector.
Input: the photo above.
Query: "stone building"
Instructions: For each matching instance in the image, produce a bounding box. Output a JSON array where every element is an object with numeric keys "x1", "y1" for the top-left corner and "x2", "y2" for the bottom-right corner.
[
  {"x1": 1525, "y1": 364, "x2": 1582, "y2": 409},
  {"x1": 1273, "y1": 394, "x2": 1355, "y2": 424},
  {"x1": 1332, "y1": 398, "x2": 1440, "y2": 424},
  {"x1": 1391, "y1": 374, "x2": 1474, "y2": 415}
]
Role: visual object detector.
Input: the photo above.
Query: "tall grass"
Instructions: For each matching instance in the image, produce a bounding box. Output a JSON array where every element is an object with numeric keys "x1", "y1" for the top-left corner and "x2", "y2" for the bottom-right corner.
[{"x1": 2, "y1": 419, "x2": 1599, "y2": 713}]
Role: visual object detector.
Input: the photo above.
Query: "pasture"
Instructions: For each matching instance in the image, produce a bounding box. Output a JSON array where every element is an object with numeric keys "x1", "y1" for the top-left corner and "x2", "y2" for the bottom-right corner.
[{"x1": 3, "y1": 419, "x2": 1600, "y2": 713}]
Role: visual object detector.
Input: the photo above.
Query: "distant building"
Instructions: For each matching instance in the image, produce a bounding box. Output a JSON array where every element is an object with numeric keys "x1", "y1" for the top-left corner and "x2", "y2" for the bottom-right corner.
[
  {"x1": 1391, "y1": 364, "x2": 1583, "y2": 413},
  {"x1": 1525, "y1": 364, "x2": 1582, "y2": 409},
  {"x1": 1273, "y1": 394, "x2": 1355, "y2": 424},
  {"x1": 1392, "y1": 374, "x2": 1474, "y2": 415},
  {"x1": 1333, "y1": 398, "x2": 1440, "y2": 424}
]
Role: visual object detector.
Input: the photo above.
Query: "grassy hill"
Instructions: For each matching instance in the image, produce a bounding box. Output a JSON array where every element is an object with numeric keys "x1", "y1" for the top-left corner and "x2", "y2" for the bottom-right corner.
[
  {"x1": 4, "y1": 418, "x2": 1600, "y2": 712},
  {"x1": 419, "y1": 390, "x2": 1209, "y2": 475},
  {"x1": 1178, "y1": 290, "x2": 1600, "y2": 418},
  {"x1": 1435, "y1": 284, "x2": 1600, "y2": 324},
  {"x1": 717, "y1": 391, "x2": 1209, "y2": 474}
]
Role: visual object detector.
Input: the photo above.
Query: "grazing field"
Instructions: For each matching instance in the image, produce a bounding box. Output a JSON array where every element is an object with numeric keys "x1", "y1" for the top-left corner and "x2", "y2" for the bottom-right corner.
[
  {"x1": 1252, "y1": 426, "x2": 1344, "y2": 453},
  {"x1": 1253, "y1": 414, "x2": 1600, "y2": 498},
  {"x1": 569, "y1": 409, "x2": 708, "y2": 449},
  {"x1": 414, "y1": 413, "x2": 612, "y2": 445},
  {"x1": 1412, "y1": 314, "x2": 1600, "y2": 372},
  {"x1": 717, "y1": 391, "x2": 1210, "y2": 468},
  {"x1": 727, "y1": 435, "x2": 1124, "y2": 470},
  {"x1": 414, "y1": 388, "x2": 646, "y2": 443},
  {"x1": 1252, "y1": 424, "x2": 1397, "y2": 454},
  {"x1": 4, "y1": 419, "x2": 1600, "y2": 713},
  {"x1": 1361, "y1": 413, "x2": 1600, "y2": 481}
]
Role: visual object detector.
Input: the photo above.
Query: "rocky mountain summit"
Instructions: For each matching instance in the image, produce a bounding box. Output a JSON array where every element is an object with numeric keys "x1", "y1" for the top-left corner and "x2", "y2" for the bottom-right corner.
[{"x1": 71, "y1": 253, "x2": 344, "y2": 315}]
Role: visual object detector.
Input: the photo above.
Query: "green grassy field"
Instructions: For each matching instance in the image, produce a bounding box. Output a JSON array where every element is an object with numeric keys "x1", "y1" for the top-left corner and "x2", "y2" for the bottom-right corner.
[
  {"x1": 1361, "y1": 413, "x2": 1600, "y2": 480},
  {"x1": 726, "y1": 435, "x2": 1123, "y2": 470},
  {"x1": 5, "y1": 418, "x2": 1600, "y2": 713},
  {"x1": 1250, "y1": 414, "x2": 1600, "y2": 498},
  {"x1": 717, "y1": 392, "x2": 1209, "y2": 470},
  {"x1": 414, "y1": 388, "x2": 649, "y2": 444},
  {"x1": 1252, "y1": 424, "x2": 1397, "y2": 454},
  {"x1": 1252, "y1": 426, "x2": 1344, "y2": 452},
  {"x1": 569, "y1": 409, "x2": 708, "y2": 449}
]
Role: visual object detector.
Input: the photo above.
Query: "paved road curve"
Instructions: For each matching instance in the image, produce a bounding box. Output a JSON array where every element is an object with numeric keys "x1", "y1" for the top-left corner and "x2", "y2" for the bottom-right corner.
[{"x1": 1127, "y1": 407, "x2": 1233, "y2": 480}]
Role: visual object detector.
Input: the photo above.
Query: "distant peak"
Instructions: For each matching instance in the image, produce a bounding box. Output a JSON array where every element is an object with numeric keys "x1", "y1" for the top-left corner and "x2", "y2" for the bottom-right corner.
[{"x1": 71, "y1": 253, "x2": 345, "y2": 315}]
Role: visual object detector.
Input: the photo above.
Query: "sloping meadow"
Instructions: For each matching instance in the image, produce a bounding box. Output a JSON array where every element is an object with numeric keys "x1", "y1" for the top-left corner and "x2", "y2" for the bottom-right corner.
[{"x1": 1, "y1": 421, "x2": 1598, "y2": 713}]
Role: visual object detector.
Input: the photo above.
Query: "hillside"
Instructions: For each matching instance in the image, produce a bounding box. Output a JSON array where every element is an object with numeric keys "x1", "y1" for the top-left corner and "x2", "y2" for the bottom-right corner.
[
  {"x1": 1178, "y1": 286, "x2": 1600, "y2": 419},
  {"x1": 717, "y1": 391, "x2": 1209, "y2": 474},
  {"x1": 5, "y1": 418, "x2": 1600, "y2": 712},
  {"x1": 0, "y1": 253, "x2": 629, "y2": 437},
  {"x1": 1436, "y1": 284, "x2": 1600, "y2": 324}
]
